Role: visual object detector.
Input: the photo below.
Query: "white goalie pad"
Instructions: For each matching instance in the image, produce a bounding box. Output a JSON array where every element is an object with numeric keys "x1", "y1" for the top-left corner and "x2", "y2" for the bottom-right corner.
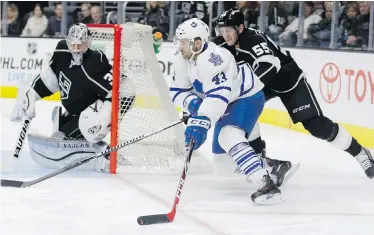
[{"x1": 28, "y1": 133, "x2": 104, "y2": 171}]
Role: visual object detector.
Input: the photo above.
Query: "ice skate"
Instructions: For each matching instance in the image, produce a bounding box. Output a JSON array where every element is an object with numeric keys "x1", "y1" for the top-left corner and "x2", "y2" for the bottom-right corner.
[
  {"x1": 250, "y1": 173, "x2": 283, "y2": 205},
  {"x1": 263, "y1": 153, "x2": 300, "y2": 188},
  {"x1": 355, "y1": 148, "x2": 374, "y2": 179}
]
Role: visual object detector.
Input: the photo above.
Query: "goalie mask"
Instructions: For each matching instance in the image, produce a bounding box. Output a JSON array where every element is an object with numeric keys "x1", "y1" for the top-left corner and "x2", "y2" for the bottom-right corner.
[{"x1": 66, "y1": 23, "x2": 92, "y2": 65}]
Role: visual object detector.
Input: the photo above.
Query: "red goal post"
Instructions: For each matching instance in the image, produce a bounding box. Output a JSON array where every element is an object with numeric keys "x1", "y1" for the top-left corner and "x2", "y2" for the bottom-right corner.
[{"x1": 87, "y1": 24, "x2": 122, "y2": 173}]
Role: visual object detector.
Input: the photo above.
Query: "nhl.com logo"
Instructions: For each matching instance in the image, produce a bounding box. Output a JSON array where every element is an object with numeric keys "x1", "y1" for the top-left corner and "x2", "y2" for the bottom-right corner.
[{"x1": 319, "y1": 62, "x2": 341, "y2": 104}]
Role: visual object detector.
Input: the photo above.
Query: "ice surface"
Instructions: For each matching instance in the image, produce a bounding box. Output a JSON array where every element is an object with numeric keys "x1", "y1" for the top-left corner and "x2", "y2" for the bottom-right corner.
[{"x1": 1, "y1": 98, "x2": 374, "y2": 235}]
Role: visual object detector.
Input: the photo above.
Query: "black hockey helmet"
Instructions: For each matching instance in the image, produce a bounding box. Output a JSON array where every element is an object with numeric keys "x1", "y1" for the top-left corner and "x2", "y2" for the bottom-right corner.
[{"x1": 216, "y1": 8, "x2": 245, "y2": 30}]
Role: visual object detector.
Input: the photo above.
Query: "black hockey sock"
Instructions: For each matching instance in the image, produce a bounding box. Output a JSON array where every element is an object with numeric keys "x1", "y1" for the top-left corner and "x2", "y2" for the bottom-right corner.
[
  {"x1": 59, "y1": 114, "x2": 82, "y2": 139},
  {"x1": 345, "y1": 138, "x2": 362, "y2": 157},
  {"x1": 248, "y1": 137, "x2": 266, "y2": 154}
]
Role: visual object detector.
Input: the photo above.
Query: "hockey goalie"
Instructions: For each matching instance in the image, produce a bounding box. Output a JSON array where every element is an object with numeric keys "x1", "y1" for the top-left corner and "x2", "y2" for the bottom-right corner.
[{"x1": 11, "y1": 23, "x2": 136, "y2": 173}]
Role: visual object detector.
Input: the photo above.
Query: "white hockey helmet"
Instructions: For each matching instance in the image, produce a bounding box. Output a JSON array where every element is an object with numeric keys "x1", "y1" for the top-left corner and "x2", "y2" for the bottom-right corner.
[
  {"x1": 174, "y1": 18, "x2": 210, "y2": 57},
  {"x1": 66, "y1": 23, "x2": 92, "y2": 65}
]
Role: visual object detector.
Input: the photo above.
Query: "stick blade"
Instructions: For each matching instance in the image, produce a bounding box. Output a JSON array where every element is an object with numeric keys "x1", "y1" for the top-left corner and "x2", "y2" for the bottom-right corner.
[
  {"x1": 1, "y1": 179, "x2": 25, "y2": 188},
  {"x1": 137, "y1": 214, "x2": 172, "y2": 225}
]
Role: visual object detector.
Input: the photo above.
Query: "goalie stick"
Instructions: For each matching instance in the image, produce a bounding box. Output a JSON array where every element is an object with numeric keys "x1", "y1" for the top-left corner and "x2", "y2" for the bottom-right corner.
[
  {"x1": 137, "y1": 140, "x2": 194, "y2": 225},
  {"x1": 13, "y1": 116, "x2": 32, "y2": 158},
  {"x1": 1, "y1": 118, "x2": 185, "y2": 188}
]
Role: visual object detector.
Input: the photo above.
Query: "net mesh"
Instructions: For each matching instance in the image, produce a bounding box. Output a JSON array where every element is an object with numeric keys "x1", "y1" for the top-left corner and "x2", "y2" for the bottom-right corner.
[{"x1": 88, "y1": 23, "x2": 211, "y2": 173}]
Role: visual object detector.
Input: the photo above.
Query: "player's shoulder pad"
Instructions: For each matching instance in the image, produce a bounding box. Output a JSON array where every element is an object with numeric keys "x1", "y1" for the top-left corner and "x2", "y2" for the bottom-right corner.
[
  {"x1": 84, "y1": 49, "x2": 111, "y2": 68},
  {"x1": 54, "y1": 40, "x2": 70, "y2": 51},
  {"x1": 239, "y1": 28, "x2": 267, "y2": 51},
  {"x1": 82, "y1": 49, "x2": 112, "y2": 77},
  {"x1": 88, "y1": 49, "x2": 109, "y2": 62},
  {"x1": 197, "y1": 42, "x2": 232, "y2": 79}
]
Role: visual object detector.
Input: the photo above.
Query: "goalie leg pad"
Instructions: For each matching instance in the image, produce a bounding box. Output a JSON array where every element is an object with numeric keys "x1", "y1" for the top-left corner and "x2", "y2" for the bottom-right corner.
[{"x1": 28, "y1": 133, "x2": 107, "y2": 171}]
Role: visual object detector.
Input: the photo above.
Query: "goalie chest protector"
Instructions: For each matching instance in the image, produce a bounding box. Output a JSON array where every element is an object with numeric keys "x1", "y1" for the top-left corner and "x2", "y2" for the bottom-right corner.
[{"x1": 50, "y1": 40, "x2": 113, "y2": 115}]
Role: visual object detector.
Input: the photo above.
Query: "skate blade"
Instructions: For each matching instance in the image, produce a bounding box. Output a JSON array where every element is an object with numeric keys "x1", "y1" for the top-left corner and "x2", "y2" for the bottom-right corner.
[
  {"x1": 253, "y1": 192, "x2": 283, "y2": 205},
  {"x1": 279, "y1": 163, "x2": 300, "y2": 189}
]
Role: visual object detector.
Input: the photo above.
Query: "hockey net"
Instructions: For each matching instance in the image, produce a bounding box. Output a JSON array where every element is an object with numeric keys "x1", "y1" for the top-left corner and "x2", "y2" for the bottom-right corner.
[{"x1": 87, "y1": 23, "x2": 211, "y2": 174}]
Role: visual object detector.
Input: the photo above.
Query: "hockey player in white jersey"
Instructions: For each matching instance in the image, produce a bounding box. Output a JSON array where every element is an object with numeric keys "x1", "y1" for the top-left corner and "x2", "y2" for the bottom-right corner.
[
  {"x1": 170, "y1": 18, "x2": 282, "y2": 204},
  {"x1": 11, "y1": 24, "x2": 136, "y2": 173}
]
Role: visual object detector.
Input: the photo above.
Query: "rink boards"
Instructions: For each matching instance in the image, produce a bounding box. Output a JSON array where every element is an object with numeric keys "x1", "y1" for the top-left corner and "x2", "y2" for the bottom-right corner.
[{"x1": 0, "y1": 37, "x2": 373, "y2": 148}]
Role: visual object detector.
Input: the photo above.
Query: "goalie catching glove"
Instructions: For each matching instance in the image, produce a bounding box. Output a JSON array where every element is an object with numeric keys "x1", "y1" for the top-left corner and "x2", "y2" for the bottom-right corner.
[{"x1": 79, "y1": 99, "x2": 112, "y2": 144}]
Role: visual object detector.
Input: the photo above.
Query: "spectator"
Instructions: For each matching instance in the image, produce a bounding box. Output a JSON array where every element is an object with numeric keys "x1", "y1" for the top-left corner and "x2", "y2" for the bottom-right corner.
[
  {"x1": 236, "y1": 1, "x2": 259, "y2": 29},
  {"x1": 46, "y1": 2, "x2": 73, "y2": 37},
  {"x1": 139, "y1": 2, "x2": 169, "y2": 39},
  {"x1": 175, "y1": 1, "x2": 208, "y2": 25},
  {"x1": 90, "y1": 5, "x2": 106, "y2": 24},
  {"x1": 266, "y1": 1, "x2": 289, "y2": 41},
  {"x1": 283, "y1": 1, "x2": 299, "y2": 16},
  {"x1": 224, "y1": 2, "x2": 237, "y2": 11},
  {"x1": 313, "y1": 1, "x2": 325, "y2": 16},
  {"x1": 338, "y1": 2, "x2": 359, "y2": 47},
  {"x1": 21, "y1": 4, "x2": 48, "y2": 37},
  {"x1": 0, "y1": 3, "x2": 22, "y2": 36},
  {"x1": 307, "y1": 1, "x2": 333, "y2": 47},
  {"x1": 338, "y1": 1, "x2": 349, "y2": 25},
  {"x1": 347, "y1": 1, "x2": 371, "y2": 48},
  {"x1": 279, "y1": 2, "x2": 321, "y2": 46},
  {"x1": 80, "y1": 3, "x2": 93, "y2": 24}
]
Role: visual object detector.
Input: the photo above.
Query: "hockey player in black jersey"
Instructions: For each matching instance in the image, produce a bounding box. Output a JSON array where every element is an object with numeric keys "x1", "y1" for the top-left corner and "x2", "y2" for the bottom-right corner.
[
  {"x1": 214, "y1": 9, "x2": 374, "y2": 185},
  {"x1": 11, "y1": 23, "x2": 136, "y2": 172}
]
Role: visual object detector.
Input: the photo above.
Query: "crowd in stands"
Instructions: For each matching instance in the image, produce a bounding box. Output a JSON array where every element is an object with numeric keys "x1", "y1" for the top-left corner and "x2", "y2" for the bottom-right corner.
[{"x1": 0, "y1": 1, "x2": 372, "y2": 50}]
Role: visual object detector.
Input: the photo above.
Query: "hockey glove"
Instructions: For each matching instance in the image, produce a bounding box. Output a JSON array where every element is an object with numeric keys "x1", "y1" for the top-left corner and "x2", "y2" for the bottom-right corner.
[
  {"x1": 185, "y1": 116, "x2": 211, "y2": 150},
  {"x1": 79, "y1": 100, "x2": 112, "y2": 143},
  {"x1": 11, "y1": 87, "x2": 41, "y2": 121},
  {"x1": 183, "y1": 94, "x2": 202, "y2": 116}
]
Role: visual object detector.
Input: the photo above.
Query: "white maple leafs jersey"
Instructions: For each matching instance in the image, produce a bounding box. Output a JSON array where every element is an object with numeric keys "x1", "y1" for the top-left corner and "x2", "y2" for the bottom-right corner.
[{"x1": 170, "y1": 42, "x2": 264, "y2": 120}]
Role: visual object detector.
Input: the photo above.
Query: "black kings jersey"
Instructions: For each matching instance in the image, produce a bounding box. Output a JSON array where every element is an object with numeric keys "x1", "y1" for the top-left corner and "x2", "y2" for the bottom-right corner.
[
  {"x1": 214, "y1": 28, "x2": 304, "y2": 92},
  {"x1": 32, "y1": 40, "x2": 113, "y2": 115}
]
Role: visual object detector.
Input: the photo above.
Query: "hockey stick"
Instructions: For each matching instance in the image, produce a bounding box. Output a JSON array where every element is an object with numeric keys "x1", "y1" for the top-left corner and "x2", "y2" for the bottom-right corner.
[
  {"x1": 137, "y1": 140, "x2": 194, "y2": 225},
  {"x1": 13, "y1": 116, "x2": 32, "y2": 158},
  {"x1": 1, "y1": 118, "x2": 185, "y2": 188}
]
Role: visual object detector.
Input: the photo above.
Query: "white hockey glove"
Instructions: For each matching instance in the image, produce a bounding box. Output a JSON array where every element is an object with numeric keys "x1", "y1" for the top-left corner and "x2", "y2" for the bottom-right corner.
[
  {"x1": 79, "y1": 100, "x2": 112, "y2": 144},
  {"x1": 11, "y1": 87, "x2": 41, "y2": 121}
]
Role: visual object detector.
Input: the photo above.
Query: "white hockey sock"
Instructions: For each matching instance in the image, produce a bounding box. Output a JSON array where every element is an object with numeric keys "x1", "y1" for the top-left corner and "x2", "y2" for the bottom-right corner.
[
  {"x1": 329, "y1": 124, "x2": 352, "y2": 151},
  {"x1": 248, "y1": 168, "x2": 268, "y2": 187},
  {"x1": 218, "y1": 126, "x2": 264, "y2": 177},
  {"x1": 228, "y1": 142, "x2": 263, "y2": 176}
]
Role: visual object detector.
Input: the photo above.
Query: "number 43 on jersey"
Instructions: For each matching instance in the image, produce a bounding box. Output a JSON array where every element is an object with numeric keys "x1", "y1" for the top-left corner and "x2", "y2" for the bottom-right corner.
[{"x1": 212, "y1": 72, "x2": 227, "y2": 85}]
